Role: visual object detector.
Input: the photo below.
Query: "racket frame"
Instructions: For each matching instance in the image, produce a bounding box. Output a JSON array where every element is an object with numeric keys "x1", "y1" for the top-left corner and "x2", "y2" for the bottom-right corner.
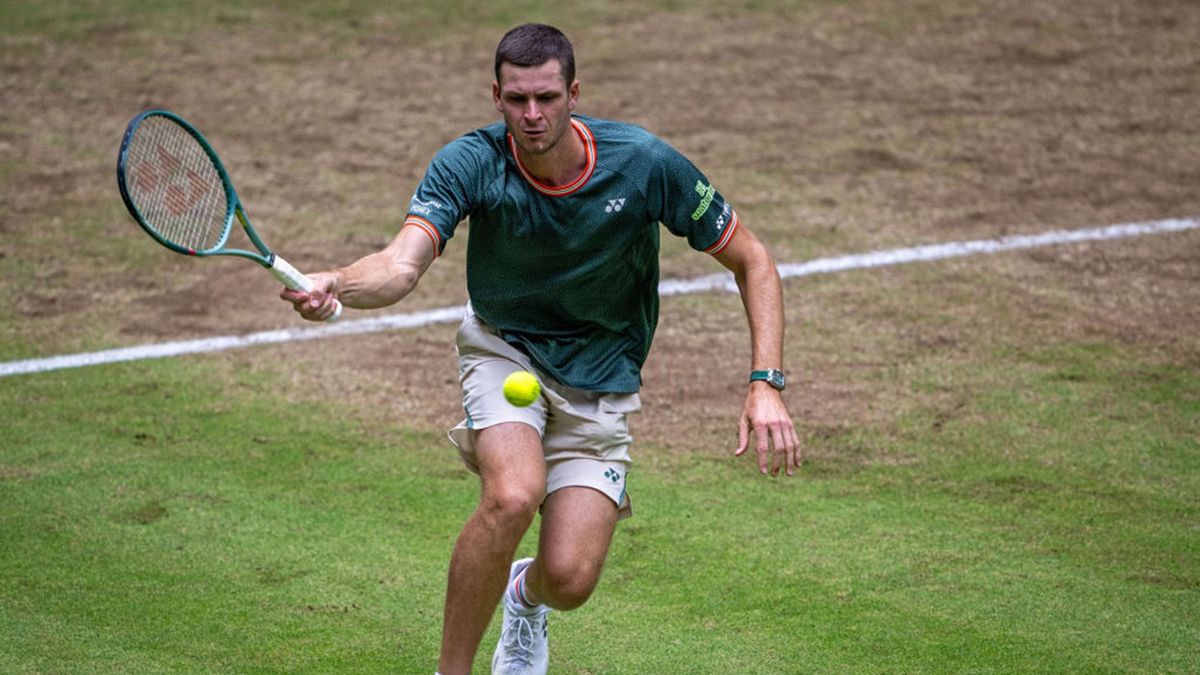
[
  {"x1": 117, "y1": 109, "x2": 274, "y2": 264},
  {"x1": 117, "y1": 109, "x2": 342, "y2": 320}
]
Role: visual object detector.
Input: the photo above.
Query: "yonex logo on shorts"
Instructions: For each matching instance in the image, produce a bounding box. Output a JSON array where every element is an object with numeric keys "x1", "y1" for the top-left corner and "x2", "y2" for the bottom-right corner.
[{"x1": 604, "y1": 468, "x2": 622, "y2": 484}]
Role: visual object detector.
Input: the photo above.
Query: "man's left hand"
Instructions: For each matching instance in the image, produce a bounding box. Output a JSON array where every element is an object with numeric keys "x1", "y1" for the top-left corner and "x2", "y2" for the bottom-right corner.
[{"x1": 734, "y1": 383, "x2": 801, "y2": 477}]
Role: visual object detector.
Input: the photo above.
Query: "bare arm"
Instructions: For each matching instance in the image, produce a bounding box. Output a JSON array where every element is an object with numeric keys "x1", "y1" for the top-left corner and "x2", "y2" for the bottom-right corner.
[
  {"x1": 281, "y1": 225, "x2": 437, "y2": 321},
  {"x1": 712, "y1": 223, "x2": 801, "y2": 476}
]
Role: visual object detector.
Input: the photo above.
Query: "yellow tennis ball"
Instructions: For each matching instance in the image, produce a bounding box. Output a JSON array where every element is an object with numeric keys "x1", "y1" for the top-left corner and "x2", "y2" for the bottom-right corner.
[{"x1": 503, "y1": 370, "x2": 541, "y2": 407}]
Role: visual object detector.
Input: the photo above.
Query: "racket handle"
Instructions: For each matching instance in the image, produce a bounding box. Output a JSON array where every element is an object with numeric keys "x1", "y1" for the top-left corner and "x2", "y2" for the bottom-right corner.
[{"x1": 270, "y1": 254, "x2": 344, "y2": 322}]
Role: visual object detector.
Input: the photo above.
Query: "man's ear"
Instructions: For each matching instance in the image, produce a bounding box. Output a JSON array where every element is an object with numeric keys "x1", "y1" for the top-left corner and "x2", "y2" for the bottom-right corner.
[
  {"x1": 492, "y1": 81, "x2": 503, "y2": 112},
  {"x1": 568, "y1": 79, "x2": 580, "y2": 112}
]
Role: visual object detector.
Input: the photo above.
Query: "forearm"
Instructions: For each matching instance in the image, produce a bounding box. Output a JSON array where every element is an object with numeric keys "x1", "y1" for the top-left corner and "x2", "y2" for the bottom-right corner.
[
  {"x1": 328, "y1": 225, "x2": 435, "y2": 310},
  {"x1": 332, "y1": 250, "x2": 423, "y2": 309},
  {"x1": 732, "y1": 247, "x2": 786, "y2": 372}
]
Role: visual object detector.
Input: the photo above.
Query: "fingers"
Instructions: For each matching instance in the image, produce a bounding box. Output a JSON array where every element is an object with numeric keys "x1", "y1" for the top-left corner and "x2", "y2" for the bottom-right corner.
[
  {"x1": 756, "y1": 424, "x2": 771, "y2": 475},
  {"x1": 279, "y1": 287, "x2": 306, "y2": 303},
  {"x1": 770, "y1": 424, "x2": 787, "y2": 477},
  {"x1": 303, "y1": 290, "x2": 338, "y2": 321},
  {"x1": 773, "y1": 423, "x2": 803, "y2": 477},
  {"x1": 734, "y1": 414, "x2": 750, "y2": 457},
  {"x1": 748, "y1": 418, "x2": 801, "y2": 478},
  {"x1": 280, "y1": 287, "x2": 337, "y2": 322},
  {"x1": 279, "y1": 271, "x2": 340, "y2": 322},
  {"x1": 788, "y1": 425, "x2": 802, "y2": 472},
  {"x1": 736, "y1": 388, "x2": 800, "y2": 477}
]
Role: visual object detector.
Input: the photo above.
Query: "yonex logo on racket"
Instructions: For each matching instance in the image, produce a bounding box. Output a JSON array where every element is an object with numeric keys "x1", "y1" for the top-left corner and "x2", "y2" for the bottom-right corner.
[{"x1": 132, "y1": 144, "x2": 215, "y2": 217}]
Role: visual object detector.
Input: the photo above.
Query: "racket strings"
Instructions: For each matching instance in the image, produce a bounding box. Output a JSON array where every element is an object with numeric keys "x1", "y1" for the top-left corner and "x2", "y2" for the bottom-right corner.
[{"x1": 125, "y1": 116, "x2": 229, "y2": 252}]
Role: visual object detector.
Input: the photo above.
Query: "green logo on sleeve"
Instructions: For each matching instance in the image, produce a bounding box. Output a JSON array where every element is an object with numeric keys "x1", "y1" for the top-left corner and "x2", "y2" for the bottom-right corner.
[{"x1": 691, "y1": 180, "x2": 715, "y2": 221}]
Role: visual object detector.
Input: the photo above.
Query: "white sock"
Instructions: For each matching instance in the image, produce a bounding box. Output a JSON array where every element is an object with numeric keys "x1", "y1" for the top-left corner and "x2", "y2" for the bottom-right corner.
[{"x1": 509, "y1": 562, "x2": 538, "y2": 610}]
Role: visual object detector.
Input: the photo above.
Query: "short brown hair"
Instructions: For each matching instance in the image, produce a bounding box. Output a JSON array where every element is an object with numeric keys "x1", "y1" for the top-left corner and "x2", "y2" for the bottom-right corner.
[{"x1": 494, "y1": 23, "x2": 575, "y2": 85}]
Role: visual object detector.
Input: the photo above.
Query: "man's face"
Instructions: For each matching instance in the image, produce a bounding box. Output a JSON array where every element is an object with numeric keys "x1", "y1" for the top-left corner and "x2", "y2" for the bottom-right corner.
[{"x1": 493, "y1": 59, "x2": 579, "y2": 158}]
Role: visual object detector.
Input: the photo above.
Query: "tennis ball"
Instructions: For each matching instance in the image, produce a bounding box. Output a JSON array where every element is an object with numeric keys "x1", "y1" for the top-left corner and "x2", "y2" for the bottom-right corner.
[{"x1": 503, "y1": 370, "x2": 541, "y2": 407}]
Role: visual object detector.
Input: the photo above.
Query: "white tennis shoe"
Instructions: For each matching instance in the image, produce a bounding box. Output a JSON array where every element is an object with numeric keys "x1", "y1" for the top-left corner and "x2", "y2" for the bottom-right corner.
[{"x1": 492, "y1": 558, "x2": 551, "y2": 675}]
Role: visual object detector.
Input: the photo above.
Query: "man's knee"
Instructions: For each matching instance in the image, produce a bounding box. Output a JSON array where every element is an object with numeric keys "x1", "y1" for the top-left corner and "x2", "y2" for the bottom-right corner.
[
  {"x1": 472, "y1": 422, "x2": 546, "y2": 531},
  {"x1": 539, "y1": 553, "x2": 603, "y2": 610},
  {"x1": 478, "y1": 486, "x2": 542, "y2": 531}
]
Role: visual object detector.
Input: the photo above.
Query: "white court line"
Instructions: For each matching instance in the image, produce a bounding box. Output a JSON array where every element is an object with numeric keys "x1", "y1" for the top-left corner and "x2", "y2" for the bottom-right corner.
[{"x1": 1, "y1": 216, "x2": 1196, "y2": 378}]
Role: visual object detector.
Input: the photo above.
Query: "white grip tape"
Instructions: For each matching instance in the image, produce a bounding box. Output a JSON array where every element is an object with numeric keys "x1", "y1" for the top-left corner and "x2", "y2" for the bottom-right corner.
[{"x1": 270, "y1": 255, "x2": 343, "y2": 322}]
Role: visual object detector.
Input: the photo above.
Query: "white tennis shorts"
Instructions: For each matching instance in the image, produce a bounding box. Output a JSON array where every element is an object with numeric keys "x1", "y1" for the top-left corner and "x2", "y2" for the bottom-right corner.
[{"x1": 447, "y1": 306, "x2": 639, "y2": 519}]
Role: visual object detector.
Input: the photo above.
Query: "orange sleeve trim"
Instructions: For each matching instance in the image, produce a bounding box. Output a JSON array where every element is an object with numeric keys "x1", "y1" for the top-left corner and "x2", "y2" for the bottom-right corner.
[
  {"x1": 705, "y1": 210, "x2": 740, "y2": 255},
  {"x1": 403, "y1": 215, "x2": 442, "y2": 257}
]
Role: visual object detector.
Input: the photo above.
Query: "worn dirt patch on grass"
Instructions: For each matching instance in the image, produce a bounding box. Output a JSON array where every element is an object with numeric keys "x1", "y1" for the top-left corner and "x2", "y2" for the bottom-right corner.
[{"x1": 2, "y1": 0, "x2": 1198, "y2": 461}]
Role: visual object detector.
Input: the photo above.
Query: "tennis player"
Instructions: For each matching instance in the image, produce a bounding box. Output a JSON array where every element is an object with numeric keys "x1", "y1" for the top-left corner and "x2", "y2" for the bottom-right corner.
[{"x1": 282, "y1": 23, "x2": 799, "y2": 675}]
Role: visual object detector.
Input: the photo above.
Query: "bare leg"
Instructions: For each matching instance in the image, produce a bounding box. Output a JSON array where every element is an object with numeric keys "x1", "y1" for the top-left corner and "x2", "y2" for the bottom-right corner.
[
  {"x1": 522, "y1": 486, "x2": 619, "y2": 611},
  {"x1": 437, "y1": 423, "x2": 546, "y2": 675}
]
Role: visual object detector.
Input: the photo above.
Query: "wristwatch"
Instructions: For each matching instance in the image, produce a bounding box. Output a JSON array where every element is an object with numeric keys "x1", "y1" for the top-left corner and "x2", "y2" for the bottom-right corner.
[{"x1": 749, "y1": 369, "x2": 786, "y2": 391}]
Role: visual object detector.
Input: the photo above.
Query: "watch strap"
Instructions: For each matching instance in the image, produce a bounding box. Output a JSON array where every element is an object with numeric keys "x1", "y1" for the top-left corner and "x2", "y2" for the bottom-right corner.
[{"x1": 749, "y1": 369, "x2": 786, "y2": 390}]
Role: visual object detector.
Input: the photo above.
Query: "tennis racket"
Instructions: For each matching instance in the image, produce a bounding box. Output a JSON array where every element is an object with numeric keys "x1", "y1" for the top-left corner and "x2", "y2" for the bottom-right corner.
[{"x1": 116, "y1": 109, "x2": 342, "y2": 321}]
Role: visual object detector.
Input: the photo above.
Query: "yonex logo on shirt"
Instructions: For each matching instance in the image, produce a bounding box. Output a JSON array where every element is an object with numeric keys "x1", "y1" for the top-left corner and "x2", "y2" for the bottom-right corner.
[
  {"x1": 715, "y1": 202, "x2": 731, "y2": 230},
  {"x1": 605, "y1": 198, "x2": 626, "y2": 213}
]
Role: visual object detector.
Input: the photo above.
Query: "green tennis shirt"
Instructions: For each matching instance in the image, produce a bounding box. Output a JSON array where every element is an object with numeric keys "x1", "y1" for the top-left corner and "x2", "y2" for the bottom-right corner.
[{"x1": 403, "y1": 115, "x2": 740, "y2": 393}]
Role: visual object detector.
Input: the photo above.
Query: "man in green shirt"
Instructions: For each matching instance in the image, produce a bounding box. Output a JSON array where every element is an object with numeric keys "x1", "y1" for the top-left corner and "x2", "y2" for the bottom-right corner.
[{"x1": 283, "y1": 23, "x2": 799, "y2": 675}]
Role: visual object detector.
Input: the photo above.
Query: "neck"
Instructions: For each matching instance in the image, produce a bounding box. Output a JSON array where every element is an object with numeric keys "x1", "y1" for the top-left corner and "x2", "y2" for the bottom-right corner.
[{"x1": 518, "y1": 121, "x2": 587, "y2": 187}]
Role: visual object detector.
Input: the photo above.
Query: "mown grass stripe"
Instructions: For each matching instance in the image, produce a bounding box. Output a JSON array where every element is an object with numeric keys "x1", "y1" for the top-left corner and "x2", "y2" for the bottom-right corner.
[{"x1": 1, "y1": 216, "x2": 1195, "y2": 377}]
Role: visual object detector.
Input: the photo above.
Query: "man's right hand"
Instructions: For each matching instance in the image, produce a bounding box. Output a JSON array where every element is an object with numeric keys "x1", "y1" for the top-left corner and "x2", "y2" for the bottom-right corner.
[{"x1": 280, "y1": 271, "x2": 341, "y2": 322}]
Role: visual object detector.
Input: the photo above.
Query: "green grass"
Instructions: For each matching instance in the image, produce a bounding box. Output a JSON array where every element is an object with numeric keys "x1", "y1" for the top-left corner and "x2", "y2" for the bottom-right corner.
[
  {"x1": 0, "y1": 360, "x2": 471, "y2": 672},
  {"x1": 3, "y1": 0, "x2": 1199, "y2": 671},
  {"x1": 2, "y1": 340, "x2": 1196, "y2": 673}
]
